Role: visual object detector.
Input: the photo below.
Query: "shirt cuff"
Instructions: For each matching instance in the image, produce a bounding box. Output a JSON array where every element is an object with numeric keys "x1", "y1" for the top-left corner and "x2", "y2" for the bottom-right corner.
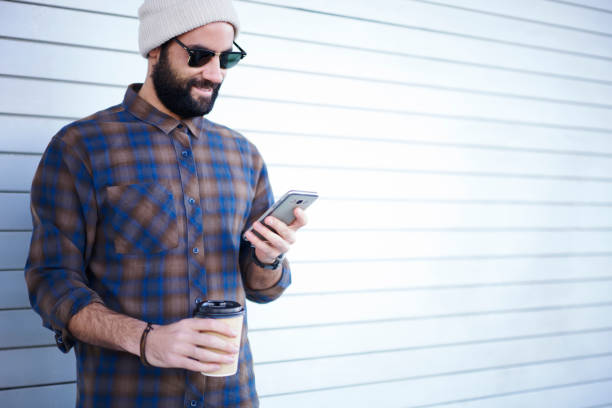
[
  {"x1": 50, "y1": 287, "x2": 103, "y2": 353},
  {"x1": 244, "y1": 258, "x2": 291, "y2": 304}
]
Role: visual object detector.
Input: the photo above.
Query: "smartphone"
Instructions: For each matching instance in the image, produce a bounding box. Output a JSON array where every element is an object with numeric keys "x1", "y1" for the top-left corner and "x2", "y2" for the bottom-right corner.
[{"x1": 243, "y1": 190, "x2": 318, "y2": 241}]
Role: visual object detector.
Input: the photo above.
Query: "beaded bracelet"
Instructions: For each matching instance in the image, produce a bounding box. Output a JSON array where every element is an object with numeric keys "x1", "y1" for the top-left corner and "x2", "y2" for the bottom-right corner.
[{"x1": 139, "y1": 322, "x2": 154, "y2": 367}]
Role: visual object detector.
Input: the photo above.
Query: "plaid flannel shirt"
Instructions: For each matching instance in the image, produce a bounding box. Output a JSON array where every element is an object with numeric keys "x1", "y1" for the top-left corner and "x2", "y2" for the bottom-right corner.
[{"x1": 25, "y1": 84, "x2": 291, "y2": 408}]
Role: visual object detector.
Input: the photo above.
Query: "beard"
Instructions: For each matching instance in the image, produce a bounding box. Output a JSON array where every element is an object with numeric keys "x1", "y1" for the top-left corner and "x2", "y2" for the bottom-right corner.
[{"x1": 152, "y1": 45, "x2": 222, "y2": 118}]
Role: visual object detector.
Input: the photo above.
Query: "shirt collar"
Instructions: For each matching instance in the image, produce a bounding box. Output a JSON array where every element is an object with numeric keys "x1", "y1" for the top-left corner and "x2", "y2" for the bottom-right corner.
[{"x1": 122, "y1": 83, "x2": 207, "y2": 138}]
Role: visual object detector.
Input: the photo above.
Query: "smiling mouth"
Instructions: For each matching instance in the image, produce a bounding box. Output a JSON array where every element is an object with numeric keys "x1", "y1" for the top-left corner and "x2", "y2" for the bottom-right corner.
[{"x1": 193, "y1": 86, "x2": 213, "y2": 97}]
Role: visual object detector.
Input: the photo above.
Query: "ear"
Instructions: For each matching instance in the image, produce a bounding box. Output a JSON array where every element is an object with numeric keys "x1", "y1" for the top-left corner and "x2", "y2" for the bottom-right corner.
[{"x1": 148, "y1": 46, "x2": 162, "y2": 63}]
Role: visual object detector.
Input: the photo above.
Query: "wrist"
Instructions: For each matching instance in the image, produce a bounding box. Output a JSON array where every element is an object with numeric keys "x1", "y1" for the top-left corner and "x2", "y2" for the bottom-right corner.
[
  {"x1": 251, "y1": 246, "x2": 284, "y2": 270},
  {"x1": 139, "y1": 322, "x2": 154, "y2": 366}
]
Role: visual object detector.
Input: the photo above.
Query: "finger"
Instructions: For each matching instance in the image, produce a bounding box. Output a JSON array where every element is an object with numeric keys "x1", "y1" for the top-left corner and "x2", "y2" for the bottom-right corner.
[
  {"x1": 180, "y1": 356, "x2": 222, "y2": 374},
  {"x1": 289, "y1": 207, "x2": 308, "y2": 230},
  {"x1": 188, "y1": 318, "x2": 240, "y2": 338},
  {"x1": 243, "y1": 229, "x2": 279, "y2": 260},
  {"x1": 193, "y1": 332, "x2": 240, "y2": 354},
  {"x1": 264, "y1": 216, "x2": 296, "y2": 245},
  {"x1": 193, "y1": 345, "x2": 237, "y2": 365},
  {"x1": 250, "y1": 222, "x2": 289, "y2": 255}
]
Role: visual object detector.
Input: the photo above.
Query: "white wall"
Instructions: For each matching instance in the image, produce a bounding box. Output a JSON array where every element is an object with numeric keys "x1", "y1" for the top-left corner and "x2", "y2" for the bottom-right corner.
[{"x1": 1, "y1": 0, "x2": 612, "y2": 406}]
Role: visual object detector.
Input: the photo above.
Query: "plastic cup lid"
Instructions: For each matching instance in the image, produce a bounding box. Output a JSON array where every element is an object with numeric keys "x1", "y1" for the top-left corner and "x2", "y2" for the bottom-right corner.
[{"x1": 194, "y1": 300, "x2": 244, "y2": 317}]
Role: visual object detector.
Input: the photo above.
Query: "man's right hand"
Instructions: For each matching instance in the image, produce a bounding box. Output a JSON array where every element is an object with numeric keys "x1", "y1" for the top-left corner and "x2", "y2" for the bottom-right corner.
[{"x1": 144, "y1": 318, "x2": 240, "y2": 373}]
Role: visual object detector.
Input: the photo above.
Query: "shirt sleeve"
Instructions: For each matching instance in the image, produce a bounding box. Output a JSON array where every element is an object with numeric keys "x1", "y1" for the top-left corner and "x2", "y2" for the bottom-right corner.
[
  {"x1": 25, "y1": 134, "x2": 103, "y2": 353},
  {"x1": 239, "y1": 161, "x2": 292, "y2": 304}
]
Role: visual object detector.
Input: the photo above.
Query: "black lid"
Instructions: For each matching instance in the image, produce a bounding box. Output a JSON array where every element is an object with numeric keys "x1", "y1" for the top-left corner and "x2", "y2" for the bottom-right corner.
[{"x1": 194, "y1": 300, "x2": 244, "y2": 318}]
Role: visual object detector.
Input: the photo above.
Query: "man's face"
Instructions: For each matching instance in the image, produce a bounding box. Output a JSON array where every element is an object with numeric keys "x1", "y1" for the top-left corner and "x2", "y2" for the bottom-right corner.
[{"x1": 151, "y1": 22, "x2": 234, "y2": 118}]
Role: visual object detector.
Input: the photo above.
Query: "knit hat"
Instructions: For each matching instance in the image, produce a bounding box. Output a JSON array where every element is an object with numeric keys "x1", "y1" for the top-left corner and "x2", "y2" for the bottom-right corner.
[{"x1": 138, "y1": 0, "x2": 240, "y2": 58}]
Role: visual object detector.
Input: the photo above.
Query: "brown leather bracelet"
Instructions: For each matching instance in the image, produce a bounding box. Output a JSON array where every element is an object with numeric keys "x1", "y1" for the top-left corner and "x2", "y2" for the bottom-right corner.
[{"x1": 139, "y1": 322, "x2": 154, "y2": 367}]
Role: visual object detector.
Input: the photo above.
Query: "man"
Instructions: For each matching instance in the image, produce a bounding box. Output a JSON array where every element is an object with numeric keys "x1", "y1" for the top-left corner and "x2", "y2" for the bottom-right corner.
[{"x1": 24, "y1": 1, "x2": 306, "y2": 406}]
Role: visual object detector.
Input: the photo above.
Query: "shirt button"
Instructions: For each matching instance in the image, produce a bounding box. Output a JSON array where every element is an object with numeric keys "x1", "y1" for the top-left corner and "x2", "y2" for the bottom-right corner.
[
  {"x1": 195, "y1": 297, "x2": 202, "y2": 304},
  {"x1": 181, "y1": 150, "x2": 189, "y2": 158},
  {"x1": 188, "y1": 197, "x2": 196, "y2": 205},
  {"x1": 177, "y1": 124, "x2": 183, "y2": 129},
  {"x1": 192, "y1": 247, "x2": 199, "y2": 254},
  {"x1": 190, "y1": 401, "x2": 197, "y2": 407}
]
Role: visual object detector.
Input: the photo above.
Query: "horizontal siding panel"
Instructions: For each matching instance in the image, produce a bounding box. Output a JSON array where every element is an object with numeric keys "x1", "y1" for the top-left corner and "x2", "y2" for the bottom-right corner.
[
  {"x1": 0, "y1": 347, "x2": 75, "y2": 389},
  {"x1": 248, "y1": 133, "x2": 612, "y2": 178},
  {"x1": 0, "y1": 270, "x2": 28, "y2": 309},
  {"x1": 248, "y1": 281, "x2": 612, "y2": 328},
  {"x1": 238, "y1": 1, "x2": 612, "y2": 82},
  {"x1": 0, "y1": 231, "x2": 30, "y2": 270},
  {"x1": 289, "y1": 257, "x2": 612, "y2": 294},
  {"x1": 0, "y1": 155, "x2": 38, "y2": 191},
  {"x1": 259, "y1": 368, "x2": 612, "y2": 407},
  {"x1": 289, "y1": 230, "x2": 612, "y2": 262},
  {"x1": 0, "y1": 309, "x2": 50, "y2": 348},
  {"x1": 1, "y1": 1, "x2": 612, "y2": 81},
  {"x1": 303, "y1": 199, "x2": 612, "y2": 230},
  {"x1": 238, "y1": 34, "x2": 612, "y2": 107},
  {"x1": 19, "y1": 0, "x2": 140, "y2": 15},
  {"x1": 210, "y1": 102, "x2": 612, "y2": 153},
  {"x1": 0, "y1": 383, "x2": 75, "y2": 408},
  {"x1": 426, "y1": 380, "x2": 612, "y2": 408},
  {"x1": 0, "y1": 1, "x2": 137, "y2": 52},
  {"x1": 6, "y1": 288, "x2": 612, "y2": 349},
  {"x1": 255, "y1": 0, "x2": 612, "y2": 56},
  {"x1": 254, "y1": 333, "x2": 612, "y2": 396},
  {"x1": 0, "y1": 193, "x2": 31, "y2": 229},
  {"x1": 268, "y1": 167, "x2": 612, "y2": 202},
  {"x1": 0, "y1": 77, "x2": 125, "y2": 121},
  {"x1": 0, "y1": 115, "x2": 66, "y2": 154},
  {"x1": 569, "y1": 0, "x2": 612, "y2": 12},
  {"x1": 250, "y1": 307, "x2": 612, "y2": 363},
  {"x1": 434, "y1": 0, "x2": 612, "y2": 32}
]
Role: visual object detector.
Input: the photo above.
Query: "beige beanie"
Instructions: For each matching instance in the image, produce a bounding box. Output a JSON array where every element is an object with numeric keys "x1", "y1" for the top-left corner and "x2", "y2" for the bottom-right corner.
[{"x1": 138, "y1": 0, "x2": 240, "y2": 58}]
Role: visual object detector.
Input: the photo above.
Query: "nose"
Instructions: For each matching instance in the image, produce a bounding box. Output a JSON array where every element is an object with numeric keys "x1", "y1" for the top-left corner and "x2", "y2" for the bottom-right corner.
[{"x1": 201, "y1": 55, "x2": 224, "y2": 84}]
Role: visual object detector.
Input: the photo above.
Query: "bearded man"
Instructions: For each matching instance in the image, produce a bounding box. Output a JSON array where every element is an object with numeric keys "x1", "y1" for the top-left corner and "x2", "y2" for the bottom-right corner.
[{"x1": 24, "y1": 1, "x2": 306, "y2": 407}]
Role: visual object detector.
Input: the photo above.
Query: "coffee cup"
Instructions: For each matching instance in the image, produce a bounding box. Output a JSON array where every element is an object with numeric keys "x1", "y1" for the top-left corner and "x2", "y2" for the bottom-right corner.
[{"x1": 193, "y1": 300, "x2": 244, "y2": 377}]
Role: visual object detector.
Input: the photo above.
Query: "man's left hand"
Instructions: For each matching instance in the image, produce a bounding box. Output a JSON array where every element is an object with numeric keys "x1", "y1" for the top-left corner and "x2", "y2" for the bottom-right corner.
[{"x1": 244, "y1": 207, "x2": 308, "y2": 265}]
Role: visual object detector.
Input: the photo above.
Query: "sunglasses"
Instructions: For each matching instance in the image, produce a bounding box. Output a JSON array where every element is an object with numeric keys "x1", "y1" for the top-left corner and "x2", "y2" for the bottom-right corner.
[{"x1": 173, "y1": 38, "x2": 247, "y2": 69}]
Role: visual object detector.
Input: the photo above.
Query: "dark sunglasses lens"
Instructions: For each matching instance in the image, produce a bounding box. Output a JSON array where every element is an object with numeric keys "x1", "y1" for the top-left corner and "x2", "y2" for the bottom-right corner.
[
  {"x1": 189, "y1": 50, "x2": 214, "y2": 67},
  {"x1": 220, "y1": 53, "x2": 243, "y2": 69}
]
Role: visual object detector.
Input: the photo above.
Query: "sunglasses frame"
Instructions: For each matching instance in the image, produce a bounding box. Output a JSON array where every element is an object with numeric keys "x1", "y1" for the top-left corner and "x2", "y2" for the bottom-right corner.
[{"x1": 173, "y1": 38, "x2": 247, "y2": 69}]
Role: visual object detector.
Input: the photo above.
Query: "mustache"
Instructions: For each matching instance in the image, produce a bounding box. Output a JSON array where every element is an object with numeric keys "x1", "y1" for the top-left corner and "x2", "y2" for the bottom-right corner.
[{"x1": 187, "y1": 78, "x2": 221, "y2": 91}]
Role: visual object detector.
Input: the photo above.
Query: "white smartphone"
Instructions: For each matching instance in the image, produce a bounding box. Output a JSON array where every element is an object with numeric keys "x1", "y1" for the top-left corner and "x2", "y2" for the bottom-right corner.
[{"x1": 243, "y1": 190, "x2": 318, "y2": 241}]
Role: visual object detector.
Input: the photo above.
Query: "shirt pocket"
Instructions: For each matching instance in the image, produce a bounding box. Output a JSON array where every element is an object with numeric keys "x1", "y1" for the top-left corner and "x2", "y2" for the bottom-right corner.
[{"x1": 104, "y1": 182, "x2": 179, "y2": 254}]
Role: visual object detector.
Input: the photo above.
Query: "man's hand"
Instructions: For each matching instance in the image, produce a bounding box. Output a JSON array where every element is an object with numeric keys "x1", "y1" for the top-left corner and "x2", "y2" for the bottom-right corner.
[
  {"x1": 145, "y1": 318, "x2": 240, "y2": 373},
  {"x1": 244, "y1": 207, "x2": 308, "y2": 264}
]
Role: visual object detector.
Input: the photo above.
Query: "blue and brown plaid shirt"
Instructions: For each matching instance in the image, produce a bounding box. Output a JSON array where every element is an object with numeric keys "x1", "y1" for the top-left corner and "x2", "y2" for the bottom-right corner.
[{"x1": 25, "y1": 84, "x2": 291, "y2": 408}]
